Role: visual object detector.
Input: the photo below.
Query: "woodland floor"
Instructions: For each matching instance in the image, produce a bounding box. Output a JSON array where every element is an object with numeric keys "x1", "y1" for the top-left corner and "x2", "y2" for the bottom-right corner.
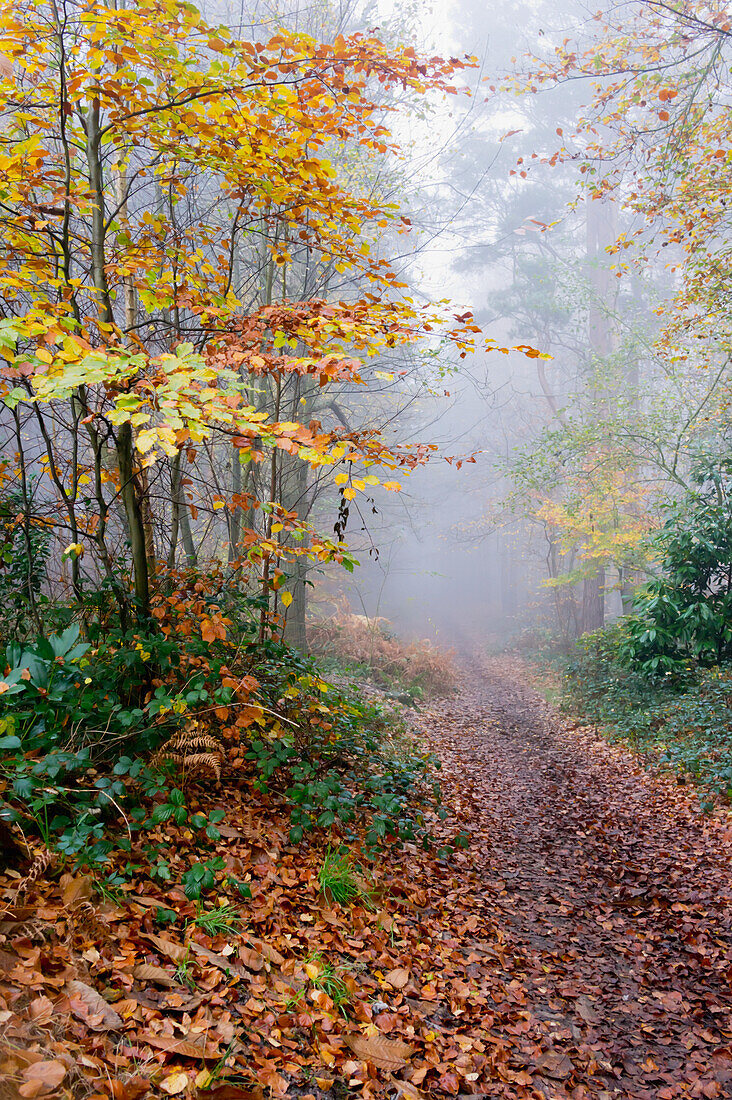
[
  {"x1": 3, "y1": 656, "x2": 732, "y2": 1099},
  {"x1": 421, "y1": 655, "x2": 732, "y2": 1099}
]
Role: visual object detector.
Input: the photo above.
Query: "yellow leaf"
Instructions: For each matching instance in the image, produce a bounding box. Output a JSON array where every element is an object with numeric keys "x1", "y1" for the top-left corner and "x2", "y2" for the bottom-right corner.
[
  {"x1": 135, "y1": 429, "x2": 156, "y2": 454},
  {"x1": 160, "y1": 1071, "x2": 189, "y2": 1095},
  {"x1": 212, "y1": 499, "x2": 226, "y2": 510},
  {"x1": 280, "y1": 591, "x2": 293, "y2": 608},
  {"x1": 334, "y1": 473, "x2": 348, "y2": 486}
]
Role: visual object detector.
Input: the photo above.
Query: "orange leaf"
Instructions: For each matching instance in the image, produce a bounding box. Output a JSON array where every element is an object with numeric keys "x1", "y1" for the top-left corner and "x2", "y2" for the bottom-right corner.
[{"x1": 20, "y1": 1060, "x2": 67, "y2": 1097}]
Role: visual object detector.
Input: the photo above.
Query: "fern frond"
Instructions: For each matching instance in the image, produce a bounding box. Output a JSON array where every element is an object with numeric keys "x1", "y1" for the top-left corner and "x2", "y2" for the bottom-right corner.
[
  {"x1": 151, "y1": 725, "x2": 224, "y2": 783},
  {"x1": 15, "y1": 847, "x2": 55, "y2": 898}
]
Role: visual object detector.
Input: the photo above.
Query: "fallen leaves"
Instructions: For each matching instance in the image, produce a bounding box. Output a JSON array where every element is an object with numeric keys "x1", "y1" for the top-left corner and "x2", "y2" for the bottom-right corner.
[
  {"x1": 66, "y1": 979, "x2": 123, "y2": 1031},
  {"x1": 344, "y1": 1033, "x2": 414, "y2": 1071},
  {"x1": 20, "y1": 1060, "x2": 67, "y2": 1098},
  {"x1": 3, "y1": 655, "x2": 732, "y2": 1097}
]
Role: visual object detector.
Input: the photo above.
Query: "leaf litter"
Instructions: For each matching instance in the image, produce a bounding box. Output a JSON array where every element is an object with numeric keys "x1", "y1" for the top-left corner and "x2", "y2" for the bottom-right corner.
[{"x1": 2, "y1": 654, "x2": 732, "y2": 1097}]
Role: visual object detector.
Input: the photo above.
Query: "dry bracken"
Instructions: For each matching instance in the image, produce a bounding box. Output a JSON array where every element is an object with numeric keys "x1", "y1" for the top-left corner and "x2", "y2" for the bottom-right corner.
[
  {"x1": 152, "y1": 727, "x2": 224, "y2": 783},
  {"x1": 14, "y1": 847, "x2": 56, "y2": 899}
]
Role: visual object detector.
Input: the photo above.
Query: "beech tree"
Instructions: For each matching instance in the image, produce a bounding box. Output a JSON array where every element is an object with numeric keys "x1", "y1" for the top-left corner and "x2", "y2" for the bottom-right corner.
[{"x1": 0, "y1": 0, "x2": 490, "y2": 634}]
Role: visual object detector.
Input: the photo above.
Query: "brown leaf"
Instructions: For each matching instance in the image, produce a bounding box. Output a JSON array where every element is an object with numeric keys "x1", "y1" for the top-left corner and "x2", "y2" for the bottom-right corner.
[
  {"x1": 27, "y1": 994, "x2": 54, "y2": 1024},
  {"x1": 384, "y1": 967, "x2": 410, "y2": 989},
  {"x1": 387, "y1": 1075, "x2": 424, "y2": 1098},
  {"x1": 138, "y1": 1032, "x2": 221, "y2": 1060},
  {"x1": 188, "y1": 939, "x2": 249, "y2": 977},
  {"x1": 243, "y1": 934, "x2": 285, "y2": 966},
  {"x1": 344, "y1": 1034, "x2": 414, "y2": 1071},
  {"x1": 535, "y1": 1051, "x2": 574, "y2": 1080},
  {"x1": 66, "y1": 979, "x2": 123, "y2": 1031},
  {"x1": 575, "y1": 994, "x2": 600, "y2": 1024},
  {"x1": 110, "y1": 1077, "x2": 152, "y2": 1100},
  {"x1": 237, "y1": 944, "x2": 265, "y2": 971},
  {"x1": 140, "y1": 933, "x2": 189, "y2": 964},
  {"x1": 133, "y1": 963, "x2": 175, "y2": 987},
  {"x1": 61, "y1": 872, "x2": 93, "y2": 909},
  {"x1": 128, "y1": 894, "x2": 170, "y2": 908}
]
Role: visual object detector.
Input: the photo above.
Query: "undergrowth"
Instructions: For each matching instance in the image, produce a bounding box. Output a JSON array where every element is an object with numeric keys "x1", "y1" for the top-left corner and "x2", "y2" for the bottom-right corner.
[
  {"x1": 560, "y1": 624, "x2": 732, "y2": 808},
  {"x1": 309, "y1": 610, "x2": 457, "y2": 702},
  {"x1": 0, "y1": 588, "x2": 452, "y2": 892}
]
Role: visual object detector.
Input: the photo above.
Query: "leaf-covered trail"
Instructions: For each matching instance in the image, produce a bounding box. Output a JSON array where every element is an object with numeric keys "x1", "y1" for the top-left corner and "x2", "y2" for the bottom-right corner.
[
  {"x1": 4, "y1": 656, "x2": 732, "y2": 1100},
  {"x1": 424, "y1": 654, "x2": 732, "y2": 1098}
]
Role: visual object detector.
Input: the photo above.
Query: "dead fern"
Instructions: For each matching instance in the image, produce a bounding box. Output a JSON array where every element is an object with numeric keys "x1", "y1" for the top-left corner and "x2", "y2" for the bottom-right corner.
[
  {"x1": 14, "y1": 847, "x2": 56, "y2": 900},
  {"x1": 71, "y1": 899, "x2": 110, "y2": 944},
  {"x1": 152, "y1": 726, "x2": 224, "y2": 783}
]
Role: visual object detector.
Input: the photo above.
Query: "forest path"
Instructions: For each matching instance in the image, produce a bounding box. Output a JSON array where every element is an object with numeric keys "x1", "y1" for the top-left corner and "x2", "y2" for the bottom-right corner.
[{"x1": 420, "y1": 655, "x2": 732, "y2": 1099}]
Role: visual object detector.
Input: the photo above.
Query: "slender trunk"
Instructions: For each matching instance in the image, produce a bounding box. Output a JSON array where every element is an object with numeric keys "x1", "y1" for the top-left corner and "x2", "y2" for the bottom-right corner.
[
  {"x1": 228, "y1": 447, "x2": 242, "y2": 564},
  {"x1": 12, "y1": 409, "x2": 43, "y2": 633},
  {"x1": 581, "y1": 197, "x2": 619, "y2": 633},
  {"x1": 282, "y1": 453, "x2": 310, "y2": 649},
  {"x1": 582, "y1": 567, "x2": 605, "y2": 634},
  {"x1": 168, "y1": 453, "x2": 181, "y2": 570},
  {"x1": 86, "y1": 105, "x2": 150, "y2": 613},
  {"x1": 259, "y1": 376, "x2": 281, "y2": 644},
  {"x1": 118, "y1": 422, "x2": 150, "y2": 614},
  {"x1": 179, "y1": 477, "x2": 197, "y2": 567}
]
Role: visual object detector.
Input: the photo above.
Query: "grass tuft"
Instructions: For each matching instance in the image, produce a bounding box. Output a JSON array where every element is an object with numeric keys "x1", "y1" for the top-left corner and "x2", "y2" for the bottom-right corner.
[
  {"x1": 318, "y1": 847, "x2": 361, "y2": 907},
  {"x1": 192, "y1": 902, "x2": 242, "y2": 937}
]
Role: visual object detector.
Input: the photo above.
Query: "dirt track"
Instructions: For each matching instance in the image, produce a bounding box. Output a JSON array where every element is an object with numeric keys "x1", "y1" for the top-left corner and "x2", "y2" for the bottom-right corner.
[{"x1": 421, "y1": 656, "x2": 732, "y2": 1098}]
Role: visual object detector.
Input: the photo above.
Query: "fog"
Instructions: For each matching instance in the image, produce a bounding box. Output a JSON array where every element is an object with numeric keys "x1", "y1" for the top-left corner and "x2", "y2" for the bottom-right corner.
[
  {"x1": 304, "y1": 0, "x2": 611, "y2": 647},
  {"x1": 260, "y1": 0, "x2": 731, "y2": 655}
]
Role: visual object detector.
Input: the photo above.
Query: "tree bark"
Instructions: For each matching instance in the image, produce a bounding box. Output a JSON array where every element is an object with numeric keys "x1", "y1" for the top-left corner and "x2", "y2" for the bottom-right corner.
[
  {"x1": 118, "y1": 422, "x2": 150, "y2": 614},
  {"x1": 580, "y1": 196, "x2": 619, "y2": 633}
]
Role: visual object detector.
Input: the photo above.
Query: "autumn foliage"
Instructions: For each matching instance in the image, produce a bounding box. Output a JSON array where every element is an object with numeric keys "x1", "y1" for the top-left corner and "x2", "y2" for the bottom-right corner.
[{"x1": 0, "y1": 0, "x2": 490, "y2": 631}]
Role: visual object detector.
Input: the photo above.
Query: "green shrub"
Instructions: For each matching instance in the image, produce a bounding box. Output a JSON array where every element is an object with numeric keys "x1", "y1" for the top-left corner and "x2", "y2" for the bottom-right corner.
[
  {"x1": 619, "y1": 464, "x2": 732, "y2": 675},
  {"x1": 0, "y1": 624, "x2": 227, "y2": 866},
  {"x1": 563, "y1": 624, "x2": 732, "y2": 800},
  {"x1": 244, "y1": 645, "x2": 443, "y2": 848},
  {"x1": 0, "y1": 621, "x2": 451, "y2": 879}
]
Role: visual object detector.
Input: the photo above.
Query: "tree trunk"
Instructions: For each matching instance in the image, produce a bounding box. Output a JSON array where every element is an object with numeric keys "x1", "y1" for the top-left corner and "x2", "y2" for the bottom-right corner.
[
  {"x1": 118, "y1": 422, "x2": 150, "y2": 614},
  {"x1": 581, "y1": 568, "x2": 605, "y2": 634},
  {"x1": 582, "y1": 196, "x2": 619, "y2": 633}
]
